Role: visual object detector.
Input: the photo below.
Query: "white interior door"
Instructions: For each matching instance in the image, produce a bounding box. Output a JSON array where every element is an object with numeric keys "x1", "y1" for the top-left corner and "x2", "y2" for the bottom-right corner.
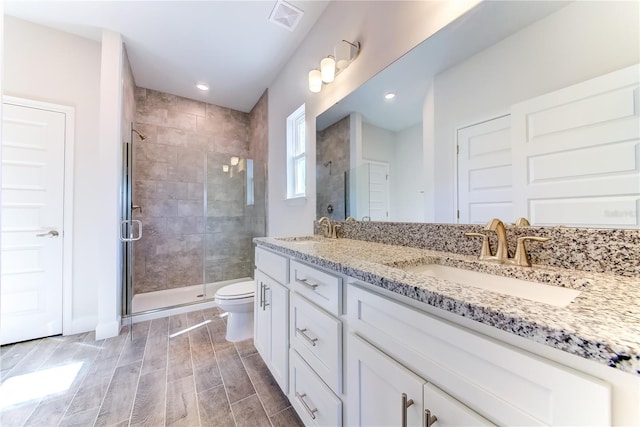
[
  {"x1": 367, "y1": 161, "x2": 389, "y2": 221},
  {"x1": 1, "y1": 102, "x2": 66, "y2": 345},
  {"x1": 457, "y1": 115, "x2": 512, "y2": 224},
  {"x1": 511, "y1": 64, "x2": 640, "y2": 228}
]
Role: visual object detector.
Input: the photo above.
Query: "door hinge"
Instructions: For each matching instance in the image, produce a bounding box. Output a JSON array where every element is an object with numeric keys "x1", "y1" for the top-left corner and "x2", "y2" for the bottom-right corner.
[
  {"x1": 456, "y1": 145, "x2": 460, "y2": 155},
  {"x1": 457, "y1": 210, "x2": 460, "y2": 219}
]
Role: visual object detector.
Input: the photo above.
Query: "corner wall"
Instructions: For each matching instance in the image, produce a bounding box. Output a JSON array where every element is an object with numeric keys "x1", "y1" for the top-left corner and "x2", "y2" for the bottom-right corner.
[
  {"x1": 266, "y1": 1, "x2": 480, "y2": 237},
  {"x1": 3, "y1": 16, "x2": 102, "y2": 333}
]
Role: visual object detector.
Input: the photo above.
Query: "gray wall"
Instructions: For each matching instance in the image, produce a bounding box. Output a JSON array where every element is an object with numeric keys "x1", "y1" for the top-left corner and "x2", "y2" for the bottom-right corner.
[
  {"x1": 316, "y1": 116, "x2": 350, "y2": 220},
  {"x1": 132, "y1": 88, "x2": 265, "y2": 294}
]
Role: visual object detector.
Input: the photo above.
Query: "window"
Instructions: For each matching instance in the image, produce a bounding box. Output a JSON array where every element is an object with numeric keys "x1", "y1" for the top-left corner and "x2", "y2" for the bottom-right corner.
[{"x1": 286, "y1": 103, "x2": 306, "y2": 198}]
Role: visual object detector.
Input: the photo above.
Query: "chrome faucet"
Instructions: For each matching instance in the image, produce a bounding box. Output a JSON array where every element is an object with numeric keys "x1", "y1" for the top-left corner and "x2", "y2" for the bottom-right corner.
[{"x1": 484, "y1": 218, "x2": 509, "y2": 261}]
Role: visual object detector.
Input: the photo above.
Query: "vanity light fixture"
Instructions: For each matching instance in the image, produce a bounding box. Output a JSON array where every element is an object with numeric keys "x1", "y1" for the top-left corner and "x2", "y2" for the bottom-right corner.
[
  {"x1": 230, "y1": 156, "x2": 240, "y2": 166},
  {"x1": 222, "y1": 165, "x2": 229, "y2": 172},
  {"x1": 384, "y1": 93, "x2": 396, "y2": 100},
  {"x1": 308, "y1": 69, "x2": 322, "y2": 93},
  {"x1": 308, "y1": 40, "x2": 361, "y2": 93},
  {"x1": 196, "y1": 83, "x2": 209, "y2": 91}
]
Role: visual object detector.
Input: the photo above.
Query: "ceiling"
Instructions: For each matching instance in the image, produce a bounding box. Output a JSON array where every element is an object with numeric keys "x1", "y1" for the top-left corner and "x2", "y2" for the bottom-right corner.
[
  {"x1": 4, "y1": 0, "x2": 330, "y2": 113},
  {"x1": 316, "y1": 1, "x2": 569, "y2": 132}
]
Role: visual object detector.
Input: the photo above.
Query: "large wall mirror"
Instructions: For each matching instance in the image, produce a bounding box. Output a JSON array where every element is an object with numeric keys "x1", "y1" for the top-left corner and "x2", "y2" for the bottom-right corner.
[{"x1": 316, "y1": 1, "x2": 639, "y2": 228}]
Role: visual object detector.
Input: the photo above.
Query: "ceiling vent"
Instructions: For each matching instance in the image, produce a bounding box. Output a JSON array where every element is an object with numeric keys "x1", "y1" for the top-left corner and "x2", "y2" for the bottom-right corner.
[{"x1": 269, "y1": 0, "x2": 304, "y2": 32}]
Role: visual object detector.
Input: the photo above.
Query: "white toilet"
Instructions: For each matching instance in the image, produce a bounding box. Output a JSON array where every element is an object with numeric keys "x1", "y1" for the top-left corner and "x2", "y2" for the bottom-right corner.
[{"x1": 214, "y1": 280, "x2": 255, "y2": 342}]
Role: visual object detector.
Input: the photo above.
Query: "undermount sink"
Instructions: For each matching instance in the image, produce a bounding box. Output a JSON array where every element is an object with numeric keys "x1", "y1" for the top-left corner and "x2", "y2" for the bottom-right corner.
[{"x1": 403, "y1": 264, "x2": 580, "y2": 308}]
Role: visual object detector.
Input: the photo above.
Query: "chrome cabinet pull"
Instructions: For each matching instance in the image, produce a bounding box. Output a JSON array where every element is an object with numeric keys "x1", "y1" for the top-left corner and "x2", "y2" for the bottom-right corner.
[
  {"x1": 263, "y1": 284, "x2": 270, "y2": 310},
  {"x1": 259, "y1": 282, "x2": 264, "y2": 309},
  {"x1": 401, "y1": 393, "x2": 414, "y2": 427},
  {"x1": 297, "y1": 277, "x2": 319, "y2": 290},
  {"x1": 295, "y1": 392, "x2": 318, "y2": 420},
  {"x1": 424, "y1": 409, "x2": 438, "y2": 427},
  {"x1": 295, "y1": 327, "x2": 318, "y2": 346},
  {"x1": 36, "y1": 230, "x2": 59, "y2": 238}
]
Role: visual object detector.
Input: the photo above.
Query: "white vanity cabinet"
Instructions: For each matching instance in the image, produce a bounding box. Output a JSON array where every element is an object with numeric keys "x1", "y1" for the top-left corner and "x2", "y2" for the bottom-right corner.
[
  {"x1": 347, "y1": 333, "x2": 493, "y2": 427},
  {"x1": 254, "y1": 247, "x2": 290, "y2": 393},
  {"x1": 288, "y1": 259, "x2": 344, "y2": 425},
  {"x1": 347, "y1": 284, "x2": 612, "y2": 426}
]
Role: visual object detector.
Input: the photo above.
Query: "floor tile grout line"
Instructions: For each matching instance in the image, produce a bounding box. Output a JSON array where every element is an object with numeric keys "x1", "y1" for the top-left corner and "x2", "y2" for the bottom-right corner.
[
  {"x1": 126, "y1": 322, "x2": 152, "y2": 427},
  {"x1": 204, "y1": 311, "x2": 238, "y2": 427},
  {"x1": 0, "y1": 338, "x2": 42, "y2": 380},
  {"x1": 91, "y1": 326, "x2": 132, "y2": 427},
  {"x1": 268, "y1": 404, "x2": 296, "y2": 420},
  {"x1": 237, "y1": 342, "x2": 277, "y2": 427},
  {"x1": 55, "y1": 333, "x2": 106, "y2": 427},
  {"x1": 186, "y1": 316, "x2": 202, "y2": 427}
]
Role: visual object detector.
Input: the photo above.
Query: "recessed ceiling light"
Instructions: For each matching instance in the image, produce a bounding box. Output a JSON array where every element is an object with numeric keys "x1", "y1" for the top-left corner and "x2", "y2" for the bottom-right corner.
[
  {"x1": 384, "y1": 93, "x2": 396, "y2": 100},
  {"x1": 196, "y1": 83, "x2": 209, "y2": 91}
]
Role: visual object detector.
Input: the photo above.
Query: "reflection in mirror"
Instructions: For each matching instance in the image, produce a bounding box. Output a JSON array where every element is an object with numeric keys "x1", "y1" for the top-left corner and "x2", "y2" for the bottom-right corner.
[{"x1": 316, "y1": 1, "x2": 639, "y2": 228}]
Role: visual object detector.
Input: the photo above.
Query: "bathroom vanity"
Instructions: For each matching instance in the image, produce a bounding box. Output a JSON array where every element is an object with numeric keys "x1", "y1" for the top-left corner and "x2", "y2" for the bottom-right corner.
[{"x1": 253, "y1": 233, "x2": 640, "y2": 426}]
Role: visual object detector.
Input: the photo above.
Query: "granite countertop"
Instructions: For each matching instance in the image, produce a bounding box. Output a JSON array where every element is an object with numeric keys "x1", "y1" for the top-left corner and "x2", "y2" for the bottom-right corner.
[{"x1": 254, "y1": 236, "x2": 640, "y2": 376}]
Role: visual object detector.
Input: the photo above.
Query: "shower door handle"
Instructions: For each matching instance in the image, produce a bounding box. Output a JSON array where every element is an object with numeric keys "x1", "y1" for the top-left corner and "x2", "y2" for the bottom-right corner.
[{"x1": 119, "y1": 220, "x2": 143, "y2": 242}]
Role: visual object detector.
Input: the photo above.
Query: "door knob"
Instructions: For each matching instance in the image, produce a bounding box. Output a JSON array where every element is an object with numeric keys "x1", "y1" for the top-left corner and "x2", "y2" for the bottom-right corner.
[{"x1": 36, "y1": 230, "x2": 59, "y2": 237}]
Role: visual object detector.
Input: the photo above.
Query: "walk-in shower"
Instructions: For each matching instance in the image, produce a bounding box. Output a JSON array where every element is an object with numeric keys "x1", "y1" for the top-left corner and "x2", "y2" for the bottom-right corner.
[{"x1": 121, "y1": 115, "x2": 266, "y2": 319}]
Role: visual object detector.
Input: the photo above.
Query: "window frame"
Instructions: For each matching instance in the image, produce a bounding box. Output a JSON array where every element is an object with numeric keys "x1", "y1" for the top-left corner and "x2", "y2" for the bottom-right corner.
[{"x1": 286, "y1": 103, "x2": 307, "y2": 199}]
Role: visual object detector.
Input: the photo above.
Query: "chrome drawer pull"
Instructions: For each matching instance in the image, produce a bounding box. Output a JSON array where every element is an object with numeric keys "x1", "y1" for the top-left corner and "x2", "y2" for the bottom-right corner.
[
  {"x1": 297, "y1": 278, "x2": 319, "y2": 290},
  {"x1": 295, "y1": 327, "x2": 318, "y2": 346},
  {"x1": 424, "y1": 409, "x2": 438, "y2": 427},
  {"x1": 296, "y1": 392, "x2": 318, "y2": 420},
  {"x1": 263, "y1": 284, "x2": 270, "y2": 310},
  {"x1": 401, "y1": 393, "x2": 414, "y2": 427}
]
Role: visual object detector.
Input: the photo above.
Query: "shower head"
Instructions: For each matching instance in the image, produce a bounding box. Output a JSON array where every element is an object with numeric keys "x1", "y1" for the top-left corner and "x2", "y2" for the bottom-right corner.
[{"x1": 132, "y1": 129, "x2": 146, "y2": 141}]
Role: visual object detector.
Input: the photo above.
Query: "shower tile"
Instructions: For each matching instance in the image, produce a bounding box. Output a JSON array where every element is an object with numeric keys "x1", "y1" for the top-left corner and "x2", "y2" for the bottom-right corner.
[
  {"x1": 178, "y1": 200, "x2": 203, "y2": 217},
  {"x1": 137, "y1": 143, "x2": 178, "y2": 163},
  {"x1": 187, "y1": 181, "x2": 204, "y2": 199},
  {"x1": 135, "y1": 160, "x2": 167, "y2": 181},
  {"x1": 167, "y1": 162, "x2": 198, "y2": 183},
  {"x1": 157, "y1": 181, "x2": 189, "y2": 200},
  {"x1": 165, "y1": 216, "x2": 201, "y2": 235},
  {"x1": 134, "y1": 180, "x2": 158, "y2": 201},
  {"x1": 136, "y1": 107, "x2": 168, "y2": 127},
  {"x1": 196, "y1": 115, "x2": 225, "y2": 138},
  {"x1": 166, "y1": 111, "x2": 197, "y2": 132},
  {"x1": 157, "y1": 127, "x2": 187, "y2": 147},
  {"x1": 175, "y1": 97, "x2": 206, "y2": 117},
  {"x1": 133, "y1": 122, "x2": 158, "y2": 144},
  {"x1": 185, "y1": 132, "x2": 210, "y2": 151}
]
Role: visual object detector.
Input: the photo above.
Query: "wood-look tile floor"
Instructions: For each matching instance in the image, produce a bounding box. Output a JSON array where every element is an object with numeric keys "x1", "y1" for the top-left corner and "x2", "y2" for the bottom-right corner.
[{"x1": 0, "y1": 307, "x2": 304, "y2": 427}]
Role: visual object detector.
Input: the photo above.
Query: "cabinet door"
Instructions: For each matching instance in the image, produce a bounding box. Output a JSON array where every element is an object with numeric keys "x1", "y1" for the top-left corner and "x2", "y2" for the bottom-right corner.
[
  {"x1": 269, "y1": 278, "x2": 289, "y2": 393},
  {"x1": 254, "y1": 270, "x2": 270, "y2": 362},
  {"x1": 347, "y1": 333, "x2": 424, "y2": 427},
  {"x1": 423, "y1": 383, "x2": 495, "y2": 427}
]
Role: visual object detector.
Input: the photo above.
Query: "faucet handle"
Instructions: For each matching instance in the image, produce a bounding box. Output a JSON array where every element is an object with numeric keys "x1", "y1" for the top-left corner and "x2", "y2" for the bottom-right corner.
[
  {"x1": 465, "y1": 232, "x2": 492, "y2": 259},
  {"x1": 511, "y1": 236, "x2": 550, "y2": 267},
  {"x1": 514, "y1": 217, "x2": 531, "y2": 226}
]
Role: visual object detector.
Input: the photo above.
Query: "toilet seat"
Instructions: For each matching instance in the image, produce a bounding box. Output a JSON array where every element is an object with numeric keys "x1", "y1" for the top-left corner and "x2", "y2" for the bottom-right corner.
[{"x1": 215, "y1": 280, "x2": 254, "y2": 301}]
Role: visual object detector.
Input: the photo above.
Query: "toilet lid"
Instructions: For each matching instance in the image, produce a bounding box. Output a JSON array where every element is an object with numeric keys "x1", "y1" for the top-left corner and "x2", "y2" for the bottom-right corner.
[{"x1": 215, "y1": 280, "x2": 254, "y2": 300}]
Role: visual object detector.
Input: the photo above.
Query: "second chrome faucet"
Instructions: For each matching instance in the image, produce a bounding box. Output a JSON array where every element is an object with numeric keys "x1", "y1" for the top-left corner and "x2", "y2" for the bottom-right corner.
[{"x1": 466, "y1": 218, "x2": 549, "y2": 267}]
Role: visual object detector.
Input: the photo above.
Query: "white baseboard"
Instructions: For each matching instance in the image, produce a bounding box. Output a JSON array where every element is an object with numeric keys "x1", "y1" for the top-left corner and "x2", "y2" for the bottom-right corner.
[
  {"x1": 66, "y1": 316, "x2": 98, "y2": 336},
  {"x1": 95, "y1": 318, "x2": 121, "y2": 340}
]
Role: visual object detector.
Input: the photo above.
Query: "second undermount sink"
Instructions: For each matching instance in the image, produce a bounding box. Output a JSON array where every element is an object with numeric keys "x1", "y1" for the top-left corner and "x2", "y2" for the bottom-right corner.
[{"x1": 403, "y1": 264, "x2": 581, "y2": 308}]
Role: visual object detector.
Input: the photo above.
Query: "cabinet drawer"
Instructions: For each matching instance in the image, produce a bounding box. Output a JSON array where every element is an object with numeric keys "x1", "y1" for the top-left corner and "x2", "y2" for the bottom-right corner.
[
  {"x1": 423, "y1": 383, "x2": 494, "y2": 426},
  {"x1": 291, "y1": 260, "x2": 342, "y2": 315},
  {"x1": 255, "y1": 246, "x2": 289, "y2": 284},
  {"x1": 291, "y1": 293, "x2": 342, "y2": 394},
  {"x1": 348, "y1": 284, "x2": 611, "y2": 426},
  {"x1": 290, "y1": 349, "x2": 342, "y2": 427}
]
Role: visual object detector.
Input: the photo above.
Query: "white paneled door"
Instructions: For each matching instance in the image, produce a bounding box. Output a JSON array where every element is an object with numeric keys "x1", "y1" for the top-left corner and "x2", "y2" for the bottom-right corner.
[
  {"x1": 1, "y1": 102, "x2": 66, "y2": 345},
  {"x1": 367, "y1": 161, "x2": 389, "y2": 221}
]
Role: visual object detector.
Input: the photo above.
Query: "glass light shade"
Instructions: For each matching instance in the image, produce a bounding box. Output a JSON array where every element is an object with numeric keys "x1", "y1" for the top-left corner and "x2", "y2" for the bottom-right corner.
[
  {"x1": 321, "y1": 56, "x2": 336, "y2": 83},
  {"x1": 230, "y1": 156, "x2": 240, "y2": 166},
  {"x1": 222, "y1": 165, "x2": 229, "y2": 172},
  {"x1": 308, "y1": 69, "x2": 322, "y2": 93}
]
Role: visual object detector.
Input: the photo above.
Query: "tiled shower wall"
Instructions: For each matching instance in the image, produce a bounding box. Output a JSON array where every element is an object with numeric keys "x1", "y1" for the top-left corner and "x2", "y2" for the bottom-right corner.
[
  {"x1": 316, "y1": 116, "x2": 350, "y2": 220},
  {"x1": 133, "y1": 88, "x2": 266, "y2": 294}
]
